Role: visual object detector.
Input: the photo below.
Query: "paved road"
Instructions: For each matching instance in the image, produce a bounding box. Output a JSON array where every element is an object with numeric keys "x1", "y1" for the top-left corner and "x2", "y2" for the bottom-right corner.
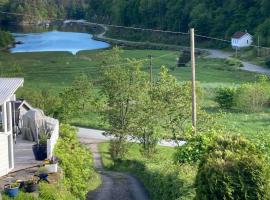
[
  {"x1": 78, "y1": 127, "x2": 184, "y2": 147},
  {"x1": 78, "y1": 129, "x2": 150, "y2": 200},
  {"x1": 205, "y1": 49, "x2": 270, "y2": 75}
]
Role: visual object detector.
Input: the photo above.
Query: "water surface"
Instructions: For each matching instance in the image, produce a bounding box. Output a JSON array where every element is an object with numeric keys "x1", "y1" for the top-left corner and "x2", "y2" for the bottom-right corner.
[{"x1": 10, "y1": 31, "x2": 110, "y2": 55}]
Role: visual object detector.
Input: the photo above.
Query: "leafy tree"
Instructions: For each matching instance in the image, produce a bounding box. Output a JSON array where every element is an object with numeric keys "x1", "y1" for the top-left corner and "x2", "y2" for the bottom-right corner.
[
  {"x1": 100, "y1": 53, "x2": 146, "y2": 159},
  {"x1": 58, "y1": 74, "x2": 94, "y2": 122}
]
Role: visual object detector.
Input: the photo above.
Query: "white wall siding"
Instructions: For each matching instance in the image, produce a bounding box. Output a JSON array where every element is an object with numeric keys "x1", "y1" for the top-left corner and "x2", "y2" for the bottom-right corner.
[
  {"x1": 0, "y1": 134, "x2": 9, "y2": 177},
  {"x1": 231, "y1": 34, "x2": 253, "y2": 48},
  {"x1": 46, "y1": 117, "x2": 59, "y2": 159}
]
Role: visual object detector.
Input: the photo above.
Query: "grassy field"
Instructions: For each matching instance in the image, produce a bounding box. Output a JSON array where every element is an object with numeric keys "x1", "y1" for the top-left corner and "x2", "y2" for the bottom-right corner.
[{"x1": 0, "y1": 48, "x2": 269, "y2": 135}]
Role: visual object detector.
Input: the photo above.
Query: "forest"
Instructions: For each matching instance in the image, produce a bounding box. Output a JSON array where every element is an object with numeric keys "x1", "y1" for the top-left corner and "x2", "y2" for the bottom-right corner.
[{"x1": 1, "y1": 0, "x2": 270, "y2": 45}]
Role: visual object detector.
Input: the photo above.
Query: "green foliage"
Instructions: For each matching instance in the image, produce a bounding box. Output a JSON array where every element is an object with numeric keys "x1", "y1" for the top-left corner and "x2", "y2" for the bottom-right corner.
[
  {"x1": 100, "y1": 142, "x2": 196, "y2": 200},
  {"x1": 215, "y1": 86, "x2": 236, "y2": 109},
  {"x1": 195, "y1": 134, "x2": 270, "y2": 200},
  {"x1": 54, "y1": 124, "x2": 100, "y2": 199},
  {"x1": 0, "y1": 30, "x2": 14, "y2": 48},
  {"x1": 234, "y1": 76, "x2": 270, "y2": 112},
  {"x1": 100, "y1": 48, "x2": 147, "y2": 158},
  {"x1": 38, "y1": 183, "x2": 77, "y2": 200},
  {"x1": 174, "y1": 132, "x2": 217, "y2": 164},
  {"x1": 58, "y1": 74, "x2": 95, "y2": 122},
  {"x1": 225, "y1": 58, "x2": 243, "y2": 70}
]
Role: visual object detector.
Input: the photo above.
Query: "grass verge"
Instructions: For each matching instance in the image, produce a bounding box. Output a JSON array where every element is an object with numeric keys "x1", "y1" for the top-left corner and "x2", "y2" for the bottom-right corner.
[{"x1": 99, "y1": 142, "x2": 197, "y2": 200}]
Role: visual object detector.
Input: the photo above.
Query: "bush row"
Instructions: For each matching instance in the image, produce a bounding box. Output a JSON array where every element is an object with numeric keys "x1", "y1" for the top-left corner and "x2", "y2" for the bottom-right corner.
[
  {"x1": 215, "y1": 76, "x2": 270, "y2": 112},
  {"x1": 175, "y1": 132, "x2": 270, "y2": 200},
  {"x1": 54, "y1": 124, "x2": 101, "y2": 200}
]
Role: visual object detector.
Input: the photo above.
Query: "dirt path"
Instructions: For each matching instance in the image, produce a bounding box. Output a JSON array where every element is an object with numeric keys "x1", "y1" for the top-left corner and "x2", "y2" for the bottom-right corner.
[{"x1": 78, "y1": 131, "x2": 150, "y2": 200}]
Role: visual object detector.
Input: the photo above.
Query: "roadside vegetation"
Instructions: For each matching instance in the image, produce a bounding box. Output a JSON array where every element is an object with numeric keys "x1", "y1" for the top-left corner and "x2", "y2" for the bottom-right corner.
[
  {"x1": 2, "y1": 124, "x2": 100, "y2": 200},
  {"x1": 94, "y1": 48, "x2": 270, "y2": 199}
]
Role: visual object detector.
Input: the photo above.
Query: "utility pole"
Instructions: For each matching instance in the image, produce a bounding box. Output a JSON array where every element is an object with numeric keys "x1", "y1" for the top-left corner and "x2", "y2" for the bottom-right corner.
[
  {"x1": 149, "y1": 55, "x2": 153, "y2": 84},
  {"x1": 190, "y1": 28, "x2": 196, "y2": 133},
  {"x1": 257, "y1": 35, "x2": 260, "y2": 57}
]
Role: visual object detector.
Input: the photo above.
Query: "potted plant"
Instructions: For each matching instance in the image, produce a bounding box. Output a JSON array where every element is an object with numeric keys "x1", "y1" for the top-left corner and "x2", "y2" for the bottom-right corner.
[
  {"x1": 4, "y1": 182, "x2": 20, "y2": 197},
  {"x1": 37, "y1": 167, "x2": 50, "y2": 183},
  {"x1": 24, "y1": 178, "x2": 39, "y2": 193},
  {"x1": 44, "y1": 156, "x2": 58, "y2": 173},
  {"x1": 32, "y1": 128, "x2": 51, "y2": 161}
]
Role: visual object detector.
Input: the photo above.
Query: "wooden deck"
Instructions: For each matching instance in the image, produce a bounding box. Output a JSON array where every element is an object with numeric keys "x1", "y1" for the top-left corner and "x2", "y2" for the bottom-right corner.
[{"x1": 13, "y1": 135, "x2": 42, "y2": 172}]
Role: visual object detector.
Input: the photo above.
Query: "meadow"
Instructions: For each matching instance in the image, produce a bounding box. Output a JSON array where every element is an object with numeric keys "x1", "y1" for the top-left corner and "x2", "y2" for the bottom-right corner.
[{"x1": 0, "y1": 48, "x2": 269, "y2": 136}]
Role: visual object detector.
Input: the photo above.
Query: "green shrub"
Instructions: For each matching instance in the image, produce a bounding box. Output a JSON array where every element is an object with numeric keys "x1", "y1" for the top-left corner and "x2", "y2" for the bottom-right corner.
[
  {"x1": 195, "y1": 134, "x2": 270, "y2": 200},
  {"x1": 234, "y1": 79, "x2": 270, "y2": 112},
  {"x1": 174, "y1": 132, "x2": 217, "y2": 164},
  {"x1": 54, "y1": 124, "x2": 100, "y2": 199},
  {"x1": 215, "y1": 87, "x2": 236, "y2": 109},
  {"x1": 0, "y1": 30, "x2": 14, "y2": 48},
  {"x1": 265, "y1": 58, "x2": 270, "y2": 68},
  {"x1": 225, "y1": 58, "x2": 243, "y2": 70}
]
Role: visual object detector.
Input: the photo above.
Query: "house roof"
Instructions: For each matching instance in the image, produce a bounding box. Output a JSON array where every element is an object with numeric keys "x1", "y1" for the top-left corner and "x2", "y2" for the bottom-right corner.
[
  {"x1": 232, "y1": 32, "x2": 250, "y2": 39},
  {"x1": 0, "y1": 78, "x2": 24, "y2": 105}
]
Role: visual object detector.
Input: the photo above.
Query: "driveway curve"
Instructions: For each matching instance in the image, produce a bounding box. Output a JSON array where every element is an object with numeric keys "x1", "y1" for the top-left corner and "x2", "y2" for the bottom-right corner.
[
  {"x1": 78, "y1": 129, "x2": 150, "y2": 200},
  {"x1": 69, "y1": 20, "x2": 270, "y2": 75},
  {"x1": 205, "y1": 49, "x2": 270, "y2": 75}
]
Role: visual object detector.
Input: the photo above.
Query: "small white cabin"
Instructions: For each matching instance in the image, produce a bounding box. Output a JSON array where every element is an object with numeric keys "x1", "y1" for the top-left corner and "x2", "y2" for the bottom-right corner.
[
  {"x1": 0, "y1": 78, "x2": 24, "y2": 177},
  {"x1": 231, "y1": 31, "x2": 253, "y2": 49}
]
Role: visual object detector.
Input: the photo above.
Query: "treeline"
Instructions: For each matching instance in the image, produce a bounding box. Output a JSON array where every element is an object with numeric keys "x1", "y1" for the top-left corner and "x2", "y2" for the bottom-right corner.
[
  {"x1": 0, "y1": 0, "x2": 89, "y2": 24},
  {"x1": 2, "y1": 0, "x2": 270, "y2": 45}
]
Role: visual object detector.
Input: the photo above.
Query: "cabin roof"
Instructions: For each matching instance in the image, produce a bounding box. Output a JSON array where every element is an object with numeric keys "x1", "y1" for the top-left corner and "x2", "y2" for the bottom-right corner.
[
  {"x1": 0, "y1": 78, "x2": 24, "y2": 105},
  {"x1": 232, "y1": 32, "x2": 250, "y2": 39}
]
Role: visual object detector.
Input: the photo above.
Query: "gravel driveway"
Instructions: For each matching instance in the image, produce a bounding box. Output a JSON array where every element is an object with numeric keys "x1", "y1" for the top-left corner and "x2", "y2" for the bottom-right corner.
[
  {"x1": 78, "y1": 129, "x2": 150, "y2": 200},
  {"x1": 205, "y1": 49, "x2": 270, "y2": 75}
]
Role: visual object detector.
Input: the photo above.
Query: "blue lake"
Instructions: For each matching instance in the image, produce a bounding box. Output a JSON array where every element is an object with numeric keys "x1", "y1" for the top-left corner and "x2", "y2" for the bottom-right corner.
[{"x1": 10, "y1": 31, "x2": 110, "y2": 55}]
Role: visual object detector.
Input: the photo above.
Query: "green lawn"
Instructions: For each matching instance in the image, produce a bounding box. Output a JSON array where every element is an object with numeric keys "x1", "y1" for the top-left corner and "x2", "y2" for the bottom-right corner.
[
  {"x1": 0, "y1": 49, "x2": 257, "y2": 91},
  {"x1": 0, "y1": 48, "x2": 268, "y2": 135}
]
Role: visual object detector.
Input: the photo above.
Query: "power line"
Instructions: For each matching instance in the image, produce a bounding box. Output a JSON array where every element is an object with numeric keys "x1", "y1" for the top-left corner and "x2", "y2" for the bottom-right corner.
[{"x1": 1, "y1": 10, "x2": 270, "y2": 50}]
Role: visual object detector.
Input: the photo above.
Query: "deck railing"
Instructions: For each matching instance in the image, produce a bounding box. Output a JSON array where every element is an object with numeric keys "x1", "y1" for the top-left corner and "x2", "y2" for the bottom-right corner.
[{"x1": 45, "y1": 117, "x2": 59, "y2": 159}]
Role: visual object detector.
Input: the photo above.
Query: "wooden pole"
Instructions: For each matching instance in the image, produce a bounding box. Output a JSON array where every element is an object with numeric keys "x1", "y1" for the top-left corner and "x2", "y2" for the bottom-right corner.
[
  {"x1": 190, "y1": 28, "x2": 196, "y2": 132},
  {"x1": 257, "y1": 35, "x2": 260, "y2": 57},
  {"x1": 149, "y1": 55, "x2": 153, "y2": 84}
]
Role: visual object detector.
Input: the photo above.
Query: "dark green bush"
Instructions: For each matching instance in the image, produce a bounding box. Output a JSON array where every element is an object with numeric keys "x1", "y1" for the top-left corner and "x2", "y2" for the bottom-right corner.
[
  {"x1": 225, "y1": 58, "x2": 243, "y2": 70},
  {"x1": 265, "y1": 58, "x2": 270, "y2": 68},
  {"x1": 174, "y1": 132, "x2": 217, "y2": 164},
  {"x1": 195, "y1": 134, "x2": 270, "y2": 200},
  {"x1": 234, "y1": 79, "x2": 270, "y2": 112},
  {"x1": 215, "y1": 87, "x2": 236, "y2": 109},
  {"x1": 0, "y1": 30, "x2": 14, "y2": 48}
]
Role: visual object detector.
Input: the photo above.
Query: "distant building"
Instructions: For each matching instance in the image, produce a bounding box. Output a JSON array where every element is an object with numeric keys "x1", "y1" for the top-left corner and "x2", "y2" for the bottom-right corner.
[{"x1": 231, "y1": 31, "x2": 253, "y2": 49}]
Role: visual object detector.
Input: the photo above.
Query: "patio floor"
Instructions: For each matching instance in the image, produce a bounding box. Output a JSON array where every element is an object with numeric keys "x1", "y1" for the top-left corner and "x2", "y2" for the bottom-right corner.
[{"x1": 13, "y1": 135, "x2": 42, "y2": 172}]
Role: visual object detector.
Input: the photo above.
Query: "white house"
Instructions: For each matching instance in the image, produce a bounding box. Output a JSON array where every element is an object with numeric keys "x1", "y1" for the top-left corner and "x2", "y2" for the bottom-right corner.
[
  {"x1": 231, "y1": 31, "x2": 253, "y2": 49},
  {"x1": 0, "y1": 78, "x2": 24, "y2": 177},
  {"x1": 0, "y1": 78, "x2": 60, "y2": 177}
]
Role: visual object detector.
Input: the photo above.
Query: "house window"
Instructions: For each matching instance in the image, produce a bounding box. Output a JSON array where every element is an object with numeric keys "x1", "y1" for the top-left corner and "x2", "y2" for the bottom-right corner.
[
  {"x1": 0, "y1": 105, "x2": 4, "y2": 132},
  {"x1": 247, "y1": 40, "x2": 249, "y2": 44}
]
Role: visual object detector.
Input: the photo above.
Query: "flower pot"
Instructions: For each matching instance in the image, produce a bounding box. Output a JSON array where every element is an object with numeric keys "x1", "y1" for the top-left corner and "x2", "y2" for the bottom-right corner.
[
  {"x1": 4, "y1": 185, "x2": 19, "y2": 197},
  {"x1": 45, "y1": 163, "x2": 58, "y2": 173},
  {"x1": 17, "y1": 180, "x2": 25, "y2": 189},
  {"x1": 32, "y1": 144, "x2": 47, "y2": 161},
  {"x1": 24, "y1": 183, "x2": 39, "y2": 193}
]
